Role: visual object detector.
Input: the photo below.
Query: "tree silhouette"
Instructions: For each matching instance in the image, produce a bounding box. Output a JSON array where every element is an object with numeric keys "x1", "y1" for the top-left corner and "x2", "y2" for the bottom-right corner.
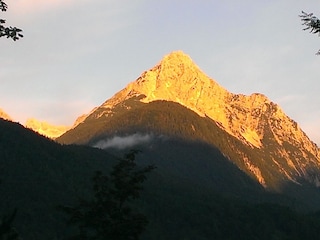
[
  {"x1": 60, "y1": 150, "x2": 155, "y2": 240},
  {"x1": 0, "y1": 0, "x2": 23, "y2": 41},
  {"x1": 299, "y1": 11, "x2": 320, "y2": 55}
]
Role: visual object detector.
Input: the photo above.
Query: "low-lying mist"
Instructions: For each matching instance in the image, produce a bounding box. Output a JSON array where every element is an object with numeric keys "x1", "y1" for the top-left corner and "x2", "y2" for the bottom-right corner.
[{"x1": 93, "y1": 133, "x2": 154, "y2": 150}]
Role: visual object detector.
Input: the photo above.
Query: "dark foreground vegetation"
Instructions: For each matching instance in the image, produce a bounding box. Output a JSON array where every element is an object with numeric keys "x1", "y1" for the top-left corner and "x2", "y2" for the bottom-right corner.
[{"x1": 1, "y1": 119, "x2": 320, "y2": 239}]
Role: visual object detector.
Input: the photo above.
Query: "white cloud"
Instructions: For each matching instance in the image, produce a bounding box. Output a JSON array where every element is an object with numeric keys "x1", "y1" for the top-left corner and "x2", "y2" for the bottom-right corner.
[{"x1": 93, "y1": 133, "x2": 153, "y2": 150}]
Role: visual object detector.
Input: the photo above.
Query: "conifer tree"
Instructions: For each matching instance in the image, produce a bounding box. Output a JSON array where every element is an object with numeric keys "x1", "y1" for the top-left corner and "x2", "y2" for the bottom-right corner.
[{"x1": 60, "y1": 150, "x2": 155, "y2": 240}]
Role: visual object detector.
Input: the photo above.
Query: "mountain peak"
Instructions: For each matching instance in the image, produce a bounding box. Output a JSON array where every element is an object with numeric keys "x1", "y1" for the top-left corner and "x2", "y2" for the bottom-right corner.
[
  {"x1": 59, "y1": 51, "x2": 320, "y2": 189},
  {"x1": 95, "y1": 52, "x2": 318, "y2": 152},
  {"x1": 131, "y1": 50, "x2": 228, "y2": 107},
  {"x1": 153, "y1": 50, "x2": 208, "y2": 86},
  {"x1": 100, "y1": 50, "x2": 226, "y2": 109},
  {"x1": 163, "y1": 50, "x2": 189, "y2": 58},
  {"x1": 96, "y1": 52, "x2": 274, "y2": 147},
  {"x1": 159, "y1": 50, "x2": 194, "y2": 66}
]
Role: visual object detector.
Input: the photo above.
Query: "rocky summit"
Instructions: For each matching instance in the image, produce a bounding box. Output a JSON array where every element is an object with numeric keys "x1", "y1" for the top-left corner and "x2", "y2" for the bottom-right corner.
[
  {"x1": 58, "y1": 51, "x2": 320, "y2": 192},
  {"x1": 94, "y1": 51, "x2": 317, "y2": 148}
]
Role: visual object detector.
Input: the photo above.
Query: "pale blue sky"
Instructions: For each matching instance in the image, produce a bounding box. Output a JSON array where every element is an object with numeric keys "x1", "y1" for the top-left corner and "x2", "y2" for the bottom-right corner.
[{"x1": 1, "y1": 0, "x2": 320, "y2": 144}]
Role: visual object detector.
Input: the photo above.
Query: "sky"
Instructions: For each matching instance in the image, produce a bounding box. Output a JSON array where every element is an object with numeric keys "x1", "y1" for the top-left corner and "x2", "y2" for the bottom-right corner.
[{"x1": 1, "y1": 0, "x2": 320, "y2": 144}]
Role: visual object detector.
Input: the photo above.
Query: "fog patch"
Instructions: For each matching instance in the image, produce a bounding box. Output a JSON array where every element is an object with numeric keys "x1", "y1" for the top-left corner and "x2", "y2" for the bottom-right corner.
[{"x1": 93, "y1": 133, "x2": 153, "y2": 150}]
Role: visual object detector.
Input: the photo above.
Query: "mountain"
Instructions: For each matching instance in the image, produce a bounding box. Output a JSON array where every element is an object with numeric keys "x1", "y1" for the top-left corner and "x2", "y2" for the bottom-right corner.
[
  {"x1": 0, "y1": 108, "x2": 12, "y2": 121},
  {"x1": 3, "y1": 119, "x2": 320, "y2": 239},
  {"x1": 25, "y1": 118, "x2": 70, "y2": 139},
  {"x1": 58, "y1": 51, "x2": 320, "y2": 202},
  {"x1": 2, "y1": 50, "x2": 320, "y2": 238}
]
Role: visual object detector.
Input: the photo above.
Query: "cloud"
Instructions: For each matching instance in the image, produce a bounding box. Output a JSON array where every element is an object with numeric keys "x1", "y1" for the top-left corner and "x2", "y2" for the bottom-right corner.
[{"x1": 93, "y1": 133, "x2": 153, "y2": 150}]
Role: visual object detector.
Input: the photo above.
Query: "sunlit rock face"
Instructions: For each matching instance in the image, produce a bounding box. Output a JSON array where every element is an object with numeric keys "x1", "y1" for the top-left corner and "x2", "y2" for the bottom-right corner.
[
  {"x1": 68, "y1": 51, "x2": 320, "y2": 189},
  {"x1": 101, "y1": 51, "x2": 318, "y2": 148},
  {"x1": 100, "y1": 52, "x2": 270, "y2": 148},
  {"x1": 71, "y1": 114, "x2": 88, "y2": 128},
  {"x1": 25, "y1": 118, "x2": 70, "y2": 139},
  {"x1": 0, "y1": 108, "x2": 13, "y2": 121},
  {"x1": 0, "y1": 108, "x2": 70, "y2": 139}
]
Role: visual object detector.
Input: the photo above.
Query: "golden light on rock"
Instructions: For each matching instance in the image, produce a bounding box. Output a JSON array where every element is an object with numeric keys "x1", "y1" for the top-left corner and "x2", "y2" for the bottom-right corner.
[
  {"x1": 61, "y1": 51, "x2": 320, "y2": 189},
  {"x1": 91, "y1": 51, "x2": 320, "y2": 187},
  {"x1": 25, "y1": 118, "x2": 70, "y2": 139}
]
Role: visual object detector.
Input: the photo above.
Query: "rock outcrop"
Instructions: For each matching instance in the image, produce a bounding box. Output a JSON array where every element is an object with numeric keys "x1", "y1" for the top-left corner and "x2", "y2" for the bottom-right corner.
[{"x1": 25, "y1": 118, "x2": 70, "y2": 139}]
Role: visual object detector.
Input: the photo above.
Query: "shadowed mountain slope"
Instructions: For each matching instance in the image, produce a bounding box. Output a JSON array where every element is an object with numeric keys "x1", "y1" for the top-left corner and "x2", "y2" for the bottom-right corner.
[
  {"x1": 0, "y1": 119, "x2": 117, "y2": 239},
  {"x1": 2, "y1": 118, "x2": 320, "y2": 239}
]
